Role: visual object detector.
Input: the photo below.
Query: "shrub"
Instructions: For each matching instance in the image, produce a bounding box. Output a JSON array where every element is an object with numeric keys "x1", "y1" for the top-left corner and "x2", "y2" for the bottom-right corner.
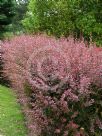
[
  {"x1": 3, "y1": 34, "x2": 102, "y2": 136},
  {"x1": 0, "y1": 42, "x2": 10, "y2": 86}
]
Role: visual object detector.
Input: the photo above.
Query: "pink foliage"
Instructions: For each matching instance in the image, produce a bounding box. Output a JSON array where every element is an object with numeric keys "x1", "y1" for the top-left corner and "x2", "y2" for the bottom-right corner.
[{"x1": 2, "y1": 34, "x2": 102, "y2": 135}]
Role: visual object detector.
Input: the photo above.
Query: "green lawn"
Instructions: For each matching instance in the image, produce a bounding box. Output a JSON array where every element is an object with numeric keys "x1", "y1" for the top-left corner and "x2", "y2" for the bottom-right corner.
[{"x1": 0, "y1": 85, "x2": 27, "y2": 136}]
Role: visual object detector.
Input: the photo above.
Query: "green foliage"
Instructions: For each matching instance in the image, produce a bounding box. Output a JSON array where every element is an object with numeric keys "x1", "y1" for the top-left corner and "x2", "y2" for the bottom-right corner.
[
  {"x1": 11, "y1": 0, "x2": 28, "y2": 35},
  {"x1": 75, "y1": 0, "x2": 102, "y2": 45},
  {"x1": 23, "y1": 0, "x2": 75, "y2": 37},
  {"x1": 23, "y1": 0, "x2": 102, "y2": 45},
  {"x1": 0, "y1": 0, "x2": 15, "y2": 38}
]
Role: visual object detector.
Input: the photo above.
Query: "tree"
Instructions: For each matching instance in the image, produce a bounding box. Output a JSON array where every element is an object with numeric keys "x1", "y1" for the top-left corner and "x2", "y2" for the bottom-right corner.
[
  {"x1": 11, "y1": 0, "x2": 28, "y2": 34},
  {"x1": 75, "y1": 0, "x2": 102, "y2": 45},
  {"x1": 0, "y1": 0, "x2": 15, "y2": 38},
  {"x1": 23, "y1": 0, "x2": 102, "y2": 45},
  {"x1": 23, "y1": 0, "x2": 75, "y2": 37}
]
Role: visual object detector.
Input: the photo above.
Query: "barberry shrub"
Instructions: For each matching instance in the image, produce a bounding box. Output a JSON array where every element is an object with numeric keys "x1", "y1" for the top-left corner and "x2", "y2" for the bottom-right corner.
[
  {"x1": 3, "y1": 35, "x2": 102, "y2": 136},
  {"x1": 0, "y1": 42, "x2": 10, "y2": 86}
]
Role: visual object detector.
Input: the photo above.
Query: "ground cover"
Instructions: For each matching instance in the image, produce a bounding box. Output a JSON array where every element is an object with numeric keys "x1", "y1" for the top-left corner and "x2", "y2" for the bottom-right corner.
[{"x1": 0, "y1": 85, "x2": 27, "y2": 136}]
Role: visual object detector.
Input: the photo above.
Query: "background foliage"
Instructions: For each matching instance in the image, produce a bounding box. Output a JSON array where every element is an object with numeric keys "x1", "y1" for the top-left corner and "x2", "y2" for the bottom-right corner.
[
  {"x1": 23, "y1": 0, "x2": 102, "y2": 45},
  {"x1": 0, "y1": 0, "x2": 15, "y2": 39}
]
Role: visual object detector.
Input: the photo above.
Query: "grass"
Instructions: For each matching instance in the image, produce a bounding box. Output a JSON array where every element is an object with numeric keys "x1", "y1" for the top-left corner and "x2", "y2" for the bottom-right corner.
[{"x1": 0, "y1": 85, "x2": 27, "y2": 136}]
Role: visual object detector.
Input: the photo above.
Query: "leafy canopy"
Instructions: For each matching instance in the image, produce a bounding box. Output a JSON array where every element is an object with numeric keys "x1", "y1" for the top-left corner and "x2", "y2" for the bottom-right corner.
[
  {"x1": 0, "y1": 0, "x2": 15, "y2": 38},
  {"x1": 23, "y1": 0, "x2": 102, "y2": 45}
]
